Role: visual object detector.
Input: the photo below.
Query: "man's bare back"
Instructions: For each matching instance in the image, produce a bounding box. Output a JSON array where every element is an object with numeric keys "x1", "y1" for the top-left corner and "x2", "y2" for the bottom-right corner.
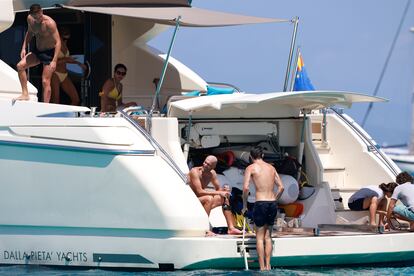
[
  {"x1": 241, "y1": 146, "x2": 284, "y2": 271},
  {"x1": 247, "y1": 161, "x2": 280, "y2": 201},
  {"x1": 242, "y1": 150, "x2": 284, "y2": 203}
]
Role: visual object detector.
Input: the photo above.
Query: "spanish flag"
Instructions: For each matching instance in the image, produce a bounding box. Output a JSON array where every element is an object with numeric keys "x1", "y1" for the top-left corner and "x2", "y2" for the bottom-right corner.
[{"x1": 293, "y1": 52, "x2": 315, "y2": 91}]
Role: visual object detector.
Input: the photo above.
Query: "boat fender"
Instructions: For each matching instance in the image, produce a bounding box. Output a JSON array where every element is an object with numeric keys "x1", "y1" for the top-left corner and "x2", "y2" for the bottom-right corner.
[
  {"x1": 278, "y1": 174, "x2": 299, "y2": 204},
  {"x1": 279, "y1": 202, "x2": 304, "y2": 217},
  {"x1": 218, "y1": 151, "x2": 235, "y2": 167}
]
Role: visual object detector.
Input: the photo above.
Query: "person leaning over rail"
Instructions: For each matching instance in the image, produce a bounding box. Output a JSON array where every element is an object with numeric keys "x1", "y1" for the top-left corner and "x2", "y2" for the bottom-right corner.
[
  {"x1": 15, "y1": 3, "x2": 61, "y2": 102},
  {"x1": 348, "y1": 182, "x2": 398, "y2": 226},
  {"x1": 188, "y1": 155, "x2": 242, "y2": 235},
  {"x1": 242, "y1": 146, "x2": 284, "y2": 271},
  {"x1": 99, "y1": 63, "x2": 136, "y2": 112}
]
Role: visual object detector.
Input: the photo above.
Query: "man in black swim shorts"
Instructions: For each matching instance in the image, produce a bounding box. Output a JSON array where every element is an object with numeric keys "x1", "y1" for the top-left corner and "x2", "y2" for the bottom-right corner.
[
  {"x1": 32, "y1": 47, "x2": 55, "y2": 65},
  {"x1": 242, "y1": 146, "x2": 284, "y2": 271},
  {"x1": 15, "y1": 4, "x2": 61, "y2": 102}
]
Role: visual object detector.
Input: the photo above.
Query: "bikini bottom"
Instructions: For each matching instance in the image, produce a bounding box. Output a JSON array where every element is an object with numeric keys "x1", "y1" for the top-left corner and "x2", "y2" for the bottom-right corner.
[{"x1": 54, "y1": 71, "x2": 68, "y2": 83}]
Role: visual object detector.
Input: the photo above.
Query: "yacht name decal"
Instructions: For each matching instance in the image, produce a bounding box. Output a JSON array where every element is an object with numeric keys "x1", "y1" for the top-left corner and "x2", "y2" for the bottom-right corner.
[{"x1": 2, "y1": 250, "x2": 88, "y2": 262}]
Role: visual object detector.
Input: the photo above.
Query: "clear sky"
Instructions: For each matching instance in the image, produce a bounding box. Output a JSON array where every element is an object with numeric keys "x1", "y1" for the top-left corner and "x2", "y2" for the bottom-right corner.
[{"x1": 150, "y1": 0, "x2": 414, "y2": 145}]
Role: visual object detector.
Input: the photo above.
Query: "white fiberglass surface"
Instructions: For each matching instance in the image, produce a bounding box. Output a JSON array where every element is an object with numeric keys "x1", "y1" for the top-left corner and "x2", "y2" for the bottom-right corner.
[{"x1": 169, "y1": 91, "x2": 387, "y2": 115}]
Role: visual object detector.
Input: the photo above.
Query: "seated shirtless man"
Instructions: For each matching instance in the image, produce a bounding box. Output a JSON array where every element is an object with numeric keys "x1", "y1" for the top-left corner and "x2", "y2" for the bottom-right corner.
[{"x1": 188, "y1": 155, "x2": 242, "y2": 235}]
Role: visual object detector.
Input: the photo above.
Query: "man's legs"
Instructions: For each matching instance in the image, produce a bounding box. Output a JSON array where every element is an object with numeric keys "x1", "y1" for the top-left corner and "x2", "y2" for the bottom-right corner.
[
  {"x1": 255, "y1": 226, "x2": 266, "y2": 270},
  {"x1": 264, "y1": 225, "x2": 273, "y2": 270},
  {"x1": 42, "y1": 64, "x2": 55, "y2": 103},
  {"x1": 198, "y1": 195, "x2": 213, "y2": 215},
  {"x1": 211, "y1": 195, "x2": 241, "y2": 234},
  {"x1": 393, "y1": 205, "x2": 414, "y2": 230},
  {"x1": 16, "y1": 53, "x2": 40, "y2": 101}
]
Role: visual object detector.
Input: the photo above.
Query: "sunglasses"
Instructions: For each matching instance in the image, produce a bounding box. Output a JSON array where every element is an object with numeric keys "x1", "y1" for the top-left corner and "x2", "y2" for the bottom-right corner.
[{"x1": 116, "y1": 71, "x2": 126, "y2": 76}]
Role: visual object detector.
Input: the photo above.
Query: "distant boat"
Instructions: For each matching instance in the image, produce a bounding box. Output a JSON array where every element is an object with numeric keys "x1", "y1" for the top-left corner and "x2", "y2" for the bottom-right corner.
[{"x1": 383, "y1": 145, "x2": 414, "y2": 173}]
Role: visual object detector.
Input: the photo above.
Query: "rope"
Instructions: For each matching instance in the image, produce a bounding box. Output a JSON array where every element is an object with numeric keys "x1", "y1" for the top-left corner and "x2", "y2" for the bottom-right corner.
[{"x1": 361, "y1": 0, "x2": 411, "y2": 126}]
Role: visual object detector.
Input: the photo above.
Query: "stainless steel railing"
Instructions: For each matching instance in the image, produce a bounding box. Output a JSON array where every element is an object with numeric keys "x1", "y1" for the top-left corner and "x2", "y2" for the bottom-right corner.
[
  {"x1": 329, "y1": 108, "x2": 399, "y2": 176},
  {"x1": 119, "y1": 108, "x2": 187, "y2": 183}
]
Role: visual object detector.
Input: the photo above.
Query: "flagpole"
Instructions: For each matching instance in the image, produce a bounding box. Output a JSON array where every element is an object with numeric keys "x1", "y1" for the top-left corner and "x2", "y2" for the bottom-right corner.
[
  {"x1": 283, "y1": 17, "x2": 299, "y2": 92},
  {"x1": 289, "y1": 46, "x2": 301, "y2": 92}
]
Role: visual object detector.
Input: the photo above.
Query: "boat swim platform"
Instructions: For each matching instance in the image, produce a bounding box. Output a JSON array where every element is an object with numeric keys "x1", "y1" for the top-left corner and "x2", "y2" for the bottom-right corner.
[{"x1": 208, "y1": 224, "x2": 411, "y2": 239}]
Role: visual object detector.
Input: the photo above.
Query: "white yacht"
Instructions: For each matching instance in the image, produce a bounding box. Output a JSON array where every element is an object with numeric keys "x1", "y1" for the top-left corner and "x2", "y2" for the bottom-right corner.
[{"x1": 0, "y1": 0, "x2": 411, "y2": 270}]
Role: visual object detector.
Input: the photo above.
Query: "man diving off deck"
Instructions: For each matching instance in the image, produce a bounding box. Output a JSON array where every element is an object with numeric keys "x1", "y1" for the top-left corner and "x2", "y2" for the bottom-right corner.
[
  {"x1": 188, "y1": 155, "x2": 242, "y2": 235},
  {"x1": 15, "y1": 4, "x2": 61, "y2": 102}
]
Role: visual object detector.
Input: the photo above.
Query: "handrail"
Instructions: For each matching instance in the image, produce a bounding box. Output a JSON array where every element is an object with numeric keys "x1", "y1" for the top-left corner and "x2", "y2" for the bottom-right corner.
[
  {"x1": 206, "y1": 82, "x2": 242, "y2": 92},
  {"x1": 329, "y1": 108, "x2": 399, "y2": 176},
  {"x1": 119, "y1": 110, "x2": 187, "y2": 183}
]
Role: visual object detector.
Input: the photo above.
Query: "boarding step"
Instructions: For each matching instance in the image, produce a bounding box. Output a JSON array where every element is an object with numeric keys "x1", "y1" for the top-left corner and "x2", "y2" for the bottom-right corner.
[
  {"x1": 274, "y1": 227, "x2": 320, "y2": 236},
  {"x1": 318, "y1": 224, "x2": 384, "y2": 234},
  {"x1": 313, "y1": 141, "x2": 331, "y2": 153},
  {"x1": 324, "y1": 166, "x2": 345, "y2": 172}
]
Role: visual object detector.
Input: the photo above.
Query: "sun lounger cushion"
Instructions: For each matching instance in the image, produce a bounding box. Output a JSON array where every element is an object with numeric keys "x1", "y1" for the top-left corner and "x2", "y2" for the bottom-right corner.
[{"x1": 206, "y1": 85, "x2": 235, "y2": 95}]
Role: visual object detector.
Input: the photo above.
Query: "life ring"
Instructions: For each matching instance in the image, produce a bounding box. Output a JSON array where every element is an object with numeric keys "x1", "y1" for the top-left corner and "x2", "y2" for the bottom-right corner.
[{"x1": 217, "y1": 151, "x2": 235, "y2": 167}]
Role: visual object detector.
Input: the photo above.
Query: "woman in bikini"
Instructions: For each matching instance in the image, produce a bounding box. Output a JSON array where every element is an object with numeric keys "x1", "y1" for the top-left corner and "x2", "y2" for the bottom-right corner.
[
  {"x1": 51, "y1": 26, "x2": 84, "y2": 105},
  {"x1": 100, "y1": 63, "x2": 136, "y2": 112}
]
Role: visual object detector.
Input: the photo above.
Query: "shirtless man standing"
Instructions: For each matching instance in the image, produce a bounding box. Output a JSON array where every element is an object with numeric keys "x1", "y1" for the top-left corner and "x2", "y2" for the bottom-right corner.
[
  {"x1": 15, "y1": 4, "x2": 61, "y2": 102},
  {"x1": 242, "y1": 146, "x2": 284, "y2": 271},
  {"x1": 188, "y1": 155, "x2": 242, "y2": 235}
]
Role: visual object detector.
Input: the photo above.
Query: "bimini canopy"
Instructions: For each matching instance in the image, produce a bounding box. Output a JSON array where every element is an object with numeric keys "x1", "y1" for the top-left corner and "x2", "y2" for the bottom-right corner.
[
  {"x1": 61, "y1": 5, "x2": 288, "y2": 27},
  {"x1": 168, "y1": 91, "x2": 387, "y2": 118},
  {"x1": 67, "y1": 0, "x2": 191, "y2": 7}
]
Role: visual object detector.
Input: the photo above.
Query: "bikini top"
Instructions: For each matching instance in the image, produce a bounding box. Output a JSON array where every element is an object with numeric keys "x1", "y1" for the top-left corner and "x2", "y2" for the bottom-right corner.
[
  {"x1": 107, "y1": 86, "x2": 122, "y2": 101},
  {"x1": 99, "y1": 79, "x2": 122, "y2": 101},
  {"x1": 57, "y1": 49, "x2": 70, "y2": 59}
]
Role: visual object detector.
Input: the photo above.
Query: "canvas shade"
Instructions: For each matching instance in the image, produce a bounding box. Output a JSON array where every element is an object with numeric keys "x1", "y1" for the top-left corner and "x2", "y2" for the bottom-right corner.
[{"x1": 62, "y1": 5, "x2": 289, "y2": 27}]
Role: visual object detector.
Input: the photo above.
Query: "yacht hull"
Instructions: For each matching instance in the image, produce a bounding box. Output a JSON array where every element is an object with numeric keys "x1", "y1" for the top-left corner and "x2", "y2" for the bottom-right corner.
[{"x1": 0, "y1": 231, "x2": 413, "y2": 269}]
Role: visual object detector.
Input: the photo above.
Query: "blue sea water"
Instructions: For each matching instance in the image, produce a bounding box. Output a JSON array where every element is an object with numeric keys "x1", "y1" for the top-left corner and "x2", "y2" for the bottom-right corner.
[{"x1": 1, "y1": 264, "x2": 414, "y2": 275}]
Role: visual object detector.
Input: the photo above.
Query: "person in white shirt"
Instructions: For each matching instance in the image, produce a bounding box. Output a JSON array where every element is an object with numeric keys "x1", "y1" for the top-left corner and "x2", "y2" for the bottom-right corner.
[{"x1": 387, "y1": 182, "x2": 414, "y2": 231}]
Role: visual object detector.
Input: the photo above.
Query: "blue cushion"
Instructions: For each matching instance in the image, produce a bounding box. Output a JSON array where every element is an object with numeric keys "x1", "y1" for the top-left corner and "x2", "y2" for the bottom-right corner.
[
  {"x1": 206, "y1": 85, "x2": 235, "y2": 96},
  {"x1": 182, "y1": 90, "x2": 200, "y2": 96}
]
